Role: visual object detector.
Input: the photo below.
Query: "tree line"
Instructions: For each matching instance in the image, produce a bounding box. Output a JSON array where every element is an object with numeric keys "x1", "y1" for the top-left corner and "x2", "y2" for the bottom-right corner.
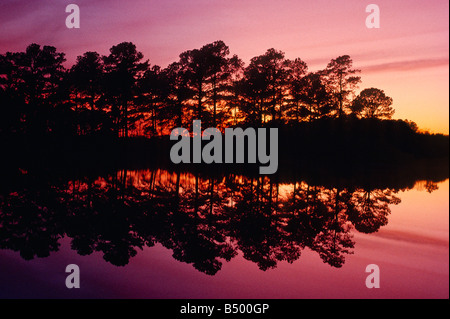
[
  {"x1": 0, "y1": 167, "x2": 409, "y2": 272},
  {"x1": 0, "y1": 41, "x2": 399, "y2": 139}
]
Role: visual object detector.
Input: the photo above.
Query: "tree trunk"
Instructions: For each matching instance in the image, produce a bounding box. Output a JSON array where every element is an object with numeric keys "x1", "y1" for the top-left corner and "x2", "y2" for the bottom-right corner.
[
  {"x1": 213, "y1": 77, "x2": 217, "y2": 127},
  {"x1": 124, "y1": 100, "x2": 128, "y2": 138},
  {"x1": 197, "y1": 82, "x2": 203, "y2": 120}
]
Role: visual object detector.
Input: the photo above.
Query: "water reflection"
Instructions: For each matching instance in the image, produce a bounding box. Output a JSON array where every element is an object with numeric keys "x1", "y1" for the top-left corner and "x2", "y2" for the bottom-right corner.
[{"x1": 0, "y1": 168, "x2": 444, "y2": 275}]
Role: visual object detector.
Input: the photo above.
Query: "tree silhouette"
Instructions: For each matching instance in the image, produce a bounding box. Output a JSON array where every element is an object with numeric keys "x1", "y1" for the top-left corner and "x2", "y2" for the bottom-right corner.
[
  {"x1": 346, "y1": 188, "x2": 401, "y2": 233},
  {"x1": 2, "y1": 40, "x2": 437, "y2": 140},
  {"x1": 239, "y1": 49, "x2": 290, "y2": 125},
  {"x1": 351, "y1": 87, "x2": 395, "y2": 119},
  {"x1": 285, "y1": 58, "x2": 308, "y2": 122},
  {"x1": 0, "y1": 51, "x2": 26, "y2": 134},
  {"x1": 0, "y1": 40, "x2": 448, "y2": 280},
  {"x1": 178, "y1": 41, "x2": 238, "y2": 128},
  {"x1": 321, "y1": 55, "x2": 361, "y2": 118},
  {"x1": 0, "y1": 44, "x2": 66, "y2": 136},
  {"x1": 309, "y1": 187, "x2": 355, "y2": 268},
  {"x1": 18, "y1": 44, "x2": 66, "y2": 105},
  {"x1": 68, "y1": 51, "x2": 109, "y2": 135},
  {"x1": 137, "y1": 65, "x2": 166, "y2": 136},
  {"x1": 202, "y1": 41, "x2": 236, "y2": 127},
  {"x1": 290, "y1": 72, "x2": 332, "y2": 122},
  {"x1": 0, "y1": 164, "x2": 441, "y2": 274},
  {"x1": 157, "y1": 62, "x2": 193, "y2": 129},
  {"x1": 102, "y1": 42, "x2": 149, "y2": 138}
]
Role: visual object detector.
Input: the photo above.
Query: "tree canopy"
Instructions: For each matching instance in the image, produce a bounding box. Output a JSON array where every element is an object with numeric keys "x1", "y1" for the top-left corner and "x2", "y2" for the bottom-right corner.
[
  {"x1": 0, "y1": 41, "x2": 403, "y2": 138},
  {"x1": 351, "y1": 87, "x2": 395, "y2": 119}
]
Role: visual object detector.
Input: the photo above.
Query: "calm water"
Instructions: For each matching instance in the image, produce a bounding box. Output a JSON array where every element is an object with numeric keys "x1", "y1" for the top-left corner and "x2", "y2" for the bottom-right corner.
[{"x1": 0, "y1": 168, "x2": 448, "y2": 299}]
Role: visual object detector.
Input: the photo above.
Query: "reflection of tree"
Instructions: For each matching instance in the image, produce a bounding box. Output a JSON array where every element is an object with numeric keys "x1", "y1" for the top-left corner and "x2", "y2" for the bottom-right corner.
[
  {"x1": 0, "y1": 169, "x2": 404, "y2": 274},
  {"x1": 0, "y1": 184, "x2": 62, "y2": 260},
  {"x1": 63, "y1": 174, "x2": 145, "y2": 266},
  {"x1": 132, "y1": 171, "x2": 236, "y2": 275},
  {"x1": 308, "y1": 187, "x2": 355, "y2": 268},
  {"x1": 226, "y1": 176, "x2": 295, "y2": 271},
  {"x1": 346, "y1": 188, "x2": 401, "y2": 234}
]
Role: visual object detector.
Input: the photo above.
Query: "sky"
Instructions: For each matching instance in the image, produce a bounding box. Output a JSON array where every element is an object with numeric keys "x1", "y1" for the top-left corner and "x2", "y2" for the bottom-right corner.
[{"x1": 0, "y1": 0, "x2": 448, "y2": 133}]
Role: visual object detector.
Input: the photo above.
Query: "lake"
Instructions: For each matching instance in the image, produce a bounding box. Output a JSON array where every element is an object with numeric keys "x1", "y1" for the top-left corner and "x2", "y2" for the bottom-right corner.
[{"x1": 0, "y1": 167, "x2": 448, "y2": 299}]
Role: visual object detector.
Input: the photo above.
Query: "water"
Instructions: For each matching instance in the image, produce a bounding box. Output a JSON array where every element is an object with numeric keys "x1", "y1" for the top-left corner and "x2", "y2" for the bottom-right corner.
[{"x1": 0, "y1": 168, "x2": 448, "y2": 299}]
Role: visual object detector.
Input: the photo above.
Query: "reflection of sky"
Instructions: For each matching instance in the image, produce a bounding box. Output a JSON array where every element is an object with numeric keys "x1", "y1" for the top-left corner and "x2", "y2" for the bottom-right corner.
[
  {"x1": 0, "y1": 0, "x2": 448, "y2": 133},
  {"x1": 0, "y1": 179, "x2": 448, "y2": 298}
]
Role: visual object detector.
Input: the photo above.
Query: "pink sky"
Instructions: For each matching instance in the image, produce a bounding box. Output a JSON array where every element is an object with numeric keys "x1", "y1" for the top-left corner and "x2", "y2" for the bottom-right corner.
[{"x1": 0, "y1": 0, "x2": 448, "y2": 133}]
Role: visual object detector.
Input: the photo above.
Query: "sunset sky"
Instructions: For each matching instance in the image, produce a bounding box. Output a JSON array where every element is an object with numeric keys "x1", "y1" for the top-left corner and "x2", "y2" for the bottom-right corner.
[{"x1": 0, "y1": 0, "x2": 448, "y2": 133}]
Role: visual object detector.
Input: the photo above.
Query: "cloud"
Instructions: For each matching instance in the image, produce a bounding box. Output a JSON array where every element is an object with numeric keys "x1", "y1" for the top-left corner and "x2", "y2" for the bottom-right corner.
[
  {"x1": 361, "y1": 58, "x2": 449, "y2": 73},
  {"x1": 372, "y1": 229, "x2": 449, "y2": 247}
]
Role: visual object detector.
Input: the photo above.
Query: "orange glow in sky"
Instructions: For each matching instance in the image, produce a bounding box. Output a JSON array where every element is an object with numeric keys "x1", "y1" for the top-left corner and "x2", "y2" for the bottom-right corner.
[{"x1": 1, "y1": 0, "x2": 448, "y2": 133}]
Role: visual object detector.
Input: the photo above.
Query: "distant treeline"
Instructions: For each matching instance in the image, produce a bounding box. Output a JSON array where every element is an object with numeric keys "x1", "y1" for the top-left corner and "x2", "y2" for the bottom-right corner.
[
  {"x1": 1, "y1": 40, "x2": 416, "y2": 139},
  {"x1": 2, "y1": 117, "x2": 448, "y2": 191}
]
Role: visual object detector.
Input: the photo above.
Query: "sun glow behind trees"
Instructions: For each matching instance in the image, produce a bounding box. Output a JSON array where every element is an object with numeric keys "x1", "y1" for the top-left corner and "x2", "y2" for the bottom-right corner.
[{"x1": 0, "y1": 41, "x2": 409, "y2": 139}]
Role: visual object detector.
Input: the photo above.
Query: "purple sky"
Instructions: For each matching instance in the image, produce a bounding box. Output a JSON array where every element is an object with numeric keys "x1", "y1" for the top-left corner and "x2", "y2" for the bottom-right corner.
[{"x1": 0, "y1": 0, "x2": 448, "y2": 133}]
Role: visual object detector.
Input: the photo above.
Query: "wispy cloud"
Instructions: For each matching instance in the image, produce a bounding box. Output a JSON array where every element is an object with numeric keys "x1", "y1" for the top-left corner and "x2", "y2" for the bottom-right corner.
[{"x1": 361, "y1": 58, "x2": 449, "y2": 73}]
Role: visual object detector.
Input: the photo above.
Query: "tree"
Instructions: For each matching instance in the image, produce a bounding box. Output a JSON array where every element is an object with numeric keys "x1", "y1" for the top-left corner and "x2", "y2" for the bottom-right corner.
[
  {"x1": 321, "y1": 55, "x2": 361, "y2": 118},
  {"x1": 68, "y1": 51, "x2": 108, "y2": 134},
  {"x1": 347, "y1": 188, "x2": 400, "y2": 233},
  {"x1": 137, "y1": 65, "x2": 165, "y2": 136},
  {"x1": 285, "y1": 58, "x2": 308, "y2": 122},
  {"x1": 179, "y1": 40, "x2": 235, "y2": 127},
  {"x1": 226, "y1": 56, "x2": 245, "y2": 126},
  {"x1": 240, "y1": 49, "x2": 290, "y2": 125},
  {"x1": 0, "y1": 52, "x2": 25, "y2": 134},
  {"x1": 17, "y1": 44, "x2": 66, "y2": 105},
  {"x1": 69, "y1": 51, "x2": 104, "y2": 110},
  {"x1": 300, "y1": 72, "x2": 334, "y2": 121},
  {"x1": 286, "y1": 70, "x2": 333, "y2": 122},
  {"x1": 351, "y1": 88, "x2": 394, "y2": 119},
  {"x1": 0, "y1": 44, "x2": 66, "y2": 136},
  {"x1": 103, "y1": 42, "x2": 149, "y2": 138},
  {"x1": 202, "y1": 41, "x2": 235, "y2": 127},
  {"x1": 159, "y1": 62, "x2": 194, "y2": 129}
]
